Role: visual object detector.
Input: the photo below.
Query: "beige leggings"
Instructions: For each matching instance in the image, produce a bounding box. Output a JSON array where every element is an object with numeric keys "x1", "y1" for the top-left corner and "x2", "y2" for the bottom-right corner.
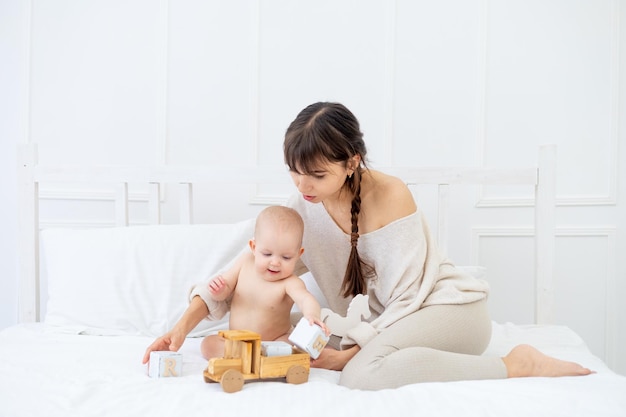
[{"x1": 339, "y1": 299, "x2": 507, "y2": 390}]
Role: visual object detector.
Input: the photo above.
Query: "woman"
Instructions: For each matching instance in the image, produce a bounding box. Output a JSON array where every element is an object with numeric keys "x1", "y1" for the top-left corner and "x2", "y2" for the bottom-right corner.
[
  {"x1": 144, "y1": 102, "x2": 591, "y2": 390},
  {"x1": 282, "y1": 102, "x2": 591, "y2": 389}
]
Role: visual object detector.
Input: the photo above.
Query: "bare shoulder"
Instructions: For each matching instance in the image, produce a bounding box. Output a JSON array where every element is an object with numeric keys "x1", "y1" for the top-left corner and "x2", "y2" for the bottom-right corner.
[
  {"x1": 364, "y1": 170, "x2": 417, "y2": 225},
  {"x1": 235, "y1": 250, "x2": 255, "y2": 268},
  {"x1": 227, "y1": 250, "x2": 254, "y2": 281},
  {"x1": 284, "y1": 274, "x2": 306, "y2": 289},
  {"x1": 283, "y1": 274, "x2": 309, "y2": 297}
]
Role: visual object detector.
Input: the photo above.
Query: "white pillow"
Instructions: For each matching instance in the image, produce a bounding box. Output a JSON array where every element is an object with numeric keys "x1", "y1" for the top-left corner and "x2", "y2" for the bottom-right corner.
[{"x1": 41, "y1": 220, "x2": 255, "y2": 337}]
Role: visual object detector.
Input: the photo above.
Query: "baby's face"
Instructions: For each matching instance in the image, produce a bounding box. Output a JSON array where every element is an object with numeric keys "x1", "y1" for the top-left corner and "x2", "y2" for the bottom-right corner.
[{"x1": 251, "y1": 228, "x2": 303, "y2": 282}]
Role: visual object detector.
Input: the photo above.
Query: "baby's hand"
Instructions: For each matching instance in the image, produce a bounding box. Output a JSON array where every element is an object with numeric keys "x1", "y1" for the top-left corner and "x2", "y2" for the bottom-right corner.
[
  {"x1": 306, "y1": 316, "x2": 331, "y2": 337},
  {"x1": 208, "y1": 275, "x2": 226, "y2": 295}
]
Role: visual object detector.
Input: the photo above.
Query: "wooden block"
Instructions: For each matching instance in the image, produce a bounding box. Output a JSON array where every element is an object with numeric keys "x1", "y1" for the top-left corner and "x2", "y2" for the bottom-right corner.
[
  {"x1": 241, "y1": 341, "x2": 253, "y2": 374},
  {"x1": 207, "y1": 357, "x2": 243, "y2": 375},
  {"x1": 219, "y1": 329, "x2": 261, "y2": 341},
  {"x1": 224, "y1": 338, "x2": 235, "y2": 357},
  {"x1": 251, "y1": 338, "x2": 261, "y2": 374},
  {"x1": 259, "y1": 352, "x2": 310, "y2": 379}
]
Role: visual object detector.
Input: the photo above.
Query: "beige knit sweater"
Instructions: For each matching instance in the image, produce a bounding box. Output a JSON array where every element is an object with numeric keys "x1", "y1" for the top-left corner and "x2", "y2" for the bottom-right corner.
[{"x1": 287, "y1": 194, "x2": 489, "y2": 348}]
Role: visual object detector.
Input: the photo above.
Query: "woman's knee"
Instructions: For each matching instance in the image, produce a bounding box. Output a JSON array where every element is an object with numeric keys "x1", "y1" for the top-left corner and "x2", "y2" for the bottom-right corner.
[
  {"x1": 338, "y1": 358, "x2": 374, "y2": 389},
  {"x1": 338, "y1": 348, "x2": 391, "y2": 390}
]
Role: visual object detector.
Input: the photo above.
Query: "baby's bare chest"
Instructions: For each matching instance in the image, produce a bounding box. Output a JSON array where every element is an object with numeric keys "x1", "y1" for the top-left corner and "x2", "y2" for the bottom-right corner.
[{"x1": 234, "y1": 267, "x2": 290, "y2": 307}]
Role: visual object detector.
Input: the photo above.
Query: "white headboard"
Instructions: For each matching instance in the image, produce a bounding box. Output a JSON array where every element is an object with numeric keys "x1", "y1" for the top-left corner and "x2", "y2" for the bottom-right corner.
[{"x1": 17, "y1": 144, "x2": 556, "y2": 325}]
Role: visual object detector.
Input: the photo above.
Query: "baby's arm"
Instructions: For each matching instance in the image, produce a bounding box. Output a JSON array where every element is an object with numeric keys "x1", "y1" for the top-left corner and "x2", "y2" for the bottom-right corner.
[
  {"x1": 207, "y1": 275, "x2": 230, "y2": 301},
  {"x1": 286, "y1": 277, "x2": 329, "y2": 335},
  {"x1": 206, "y1": 252, "x2": 247, "y2": 301}
]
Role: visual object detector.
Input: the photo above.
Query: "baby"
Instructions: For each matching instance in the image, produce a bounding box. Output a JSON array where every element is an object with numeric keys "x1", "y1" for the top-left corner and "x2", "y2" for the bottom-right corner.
[{"x1": 200, "y1": 205, "x2": 328, "y2": 359}]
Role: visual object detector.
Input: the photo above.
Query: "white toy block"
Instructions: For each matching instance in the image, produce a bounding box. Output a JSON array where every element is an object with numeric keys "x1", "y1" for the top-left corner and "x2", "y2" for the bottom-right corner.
[
  {"x1": 261, "y1": 341, "x2": 293, "y2": 357},
  {"x1": 149, "y1": 351, "x2": 183, "y2": 378},
  {"x1": 288, "y1": 317, "x2": 329, "y2": 359}
]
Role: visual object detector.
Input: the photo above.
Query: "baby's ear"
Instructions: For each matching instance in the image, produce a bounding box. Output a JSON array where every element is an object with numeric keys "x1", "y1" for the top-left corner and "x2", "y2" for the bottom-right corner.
[
  {"x1": 299, "y1": 247, "x2": 304, "y2": 256},
  {"x1": 249, "y1": 238, "x2": 256, "y2": 251}
]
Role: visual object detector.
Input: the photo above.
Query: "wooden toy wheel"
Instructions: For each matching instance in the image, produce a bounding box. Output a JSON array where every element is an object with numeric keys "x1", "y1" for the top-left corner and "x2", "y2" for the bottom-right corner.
[
  {"x1": 285, "y1": 365, "x2": 308, "y2": 385},
  {"x1": 220, "y1": 369, "x2": 244, "y2": 393}
]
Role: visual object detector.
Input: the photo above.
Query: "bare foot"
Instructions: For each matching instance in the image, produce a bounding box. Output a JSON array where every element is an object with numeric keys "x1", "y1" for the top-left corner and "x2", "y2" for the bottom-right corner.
[{"x1": 502, "y1": 344, "x2": 594, "y2": 378}]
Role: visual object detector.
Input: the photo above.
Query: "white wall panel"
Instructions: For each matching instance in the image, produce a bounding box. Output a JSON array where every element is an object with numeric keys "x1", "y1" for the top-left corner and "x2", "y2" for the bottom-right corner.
[
  {"x1": 30, "y1": 0, "x2": 163, "y2": 166},
  {"x1": 483, "y1": 0, "x2": 616, "y2": 203},
  {"x1": 475, "y1": 232, "x2": 536, "y2": 325},
  {"x1": 394, "y1": 0, "x2": 486, "y2": 166},
  {"x1": 167, "y1": 0, "x2": 254, "y2": 166},
  {"x1": 475, "y1": 229, "x2": 616, "y2": 366},
  {"x1": 554, "y1": 229, "x2": 616, "y2": 368},
  {"x1": 257, "y1": 0, "x2": 388, "y2": 167},
  {"x1": 0, "y1": 0, "x2": 28, "y2": 332}
]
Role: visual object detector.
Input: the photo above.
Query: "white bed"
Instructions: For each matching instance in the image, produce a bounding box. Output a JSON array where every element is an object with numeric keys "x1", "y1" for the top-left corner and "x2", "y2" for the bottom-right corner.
[{"x1": 2, "y1": 144, "x2": 625, "y2": 417}]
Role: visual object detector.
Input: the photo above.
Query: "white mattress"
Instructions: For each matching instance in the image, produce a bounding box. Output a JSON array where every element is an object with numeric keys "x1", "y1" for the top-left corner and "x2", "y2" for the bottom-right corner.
[{"x1": 1, "y1": 322, "x2": 625, "y2": 417}]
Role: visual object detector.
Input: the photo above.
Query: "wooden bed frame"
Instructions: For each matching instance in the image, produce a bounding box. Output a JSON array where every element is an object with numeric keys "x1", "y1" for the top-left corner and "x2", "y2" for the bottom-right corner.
[{"x1": 17, "y1": 143, "x2": 556, "y2": 325}]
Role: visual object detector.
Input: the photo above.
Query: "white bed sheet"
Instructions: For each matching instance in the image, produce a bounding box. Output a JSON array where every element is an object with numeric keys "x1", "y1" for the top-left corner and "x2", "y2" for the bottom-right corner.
[{"x1": 1, "y1": 322, "x2": 625, "y2": 417}]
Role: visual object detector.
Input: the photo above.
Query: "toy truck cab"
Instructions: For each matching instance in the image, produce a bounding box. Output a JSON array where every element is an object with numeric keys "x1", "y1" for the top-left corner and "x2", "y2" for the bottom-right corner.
[{"x1": 203, "y1": 329, "x2": 310, "y2": 393}]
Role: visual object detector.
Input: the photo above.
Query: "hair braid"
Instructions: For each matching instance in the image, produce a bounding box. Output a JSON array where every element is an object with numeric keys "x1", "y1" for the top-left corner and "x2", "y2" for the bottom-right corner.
[{"x1": 341, "y1": 168, "x2": 376, "y2": 298}]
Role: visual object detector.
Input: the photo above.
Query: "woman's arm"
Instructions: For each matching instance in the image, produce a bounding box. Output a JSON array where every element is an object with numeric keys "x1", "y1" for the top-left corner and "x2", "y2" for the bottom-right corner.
[
  {"x1": 311, "y1": 345, "x2": 360, "y2": 371},
  {"x1": 142, "y1": 295, "x2": 208, "y2": 364}
]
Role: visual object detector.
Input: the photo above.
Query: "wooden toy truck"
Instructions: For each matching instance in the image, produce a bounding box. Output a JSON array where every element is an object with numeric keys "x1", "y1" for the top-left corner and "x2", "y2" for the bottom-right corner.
[{"x1": 203, "y1": 329, "x2": 310, "y2": 393}]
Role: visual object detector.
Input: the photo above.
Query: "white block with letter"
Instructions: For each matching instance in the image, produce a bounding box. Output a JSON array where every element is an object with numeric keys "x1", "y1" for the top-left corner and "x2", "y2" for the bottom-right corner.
[
  {"x1": 149, "y1": 351, "x2": 183, "y2": 378},
  {"x1": 288, "y1": 317, "x2": 329, "y2": 359}
]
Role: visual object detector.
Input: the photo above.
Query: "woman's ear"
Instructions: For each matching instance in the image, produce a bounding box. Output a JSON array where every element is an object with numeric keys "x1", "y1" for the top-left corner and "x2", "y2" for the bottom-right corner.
[{"x1": 350, "y1": 154, "x2": 362, "y2": 170}]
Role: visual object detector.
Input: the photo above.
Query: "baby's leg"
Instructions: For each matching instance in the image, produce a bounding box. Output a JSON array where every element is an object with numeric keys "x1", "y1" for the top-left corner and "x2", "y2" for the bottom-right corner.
[
  {"x1": 200, "y1": 334, "x2": 226, "y2": 360},
  {"x1": 272, "y1": 328, "x2": 294, "y2": 344}
]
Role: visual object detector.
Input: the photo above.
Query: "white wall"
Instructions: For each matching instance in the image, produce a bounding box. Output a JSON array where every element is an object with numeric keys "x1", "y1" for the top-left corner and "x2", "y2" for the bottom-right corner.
[
  {"x1": 1, "y1": 0, "x2": 624, "y2": 375},
  {"x1": 0, "y1": 0, "x2": 27, "y2": 332}
]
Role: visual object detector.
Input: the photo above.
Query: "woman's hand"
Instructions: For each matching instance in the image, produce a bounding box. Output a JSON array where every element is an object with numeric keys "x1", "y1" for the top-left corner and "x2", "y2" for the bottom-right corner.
[
  {"x1": 142, "y1": 327, "x2": 187, "y2": 364},
  {"x1": 310, "y1": 345, "x2": 360, "y2": 371},
  {"x1": 141, "y1": 295, "x2": 209, "y2": 364}
]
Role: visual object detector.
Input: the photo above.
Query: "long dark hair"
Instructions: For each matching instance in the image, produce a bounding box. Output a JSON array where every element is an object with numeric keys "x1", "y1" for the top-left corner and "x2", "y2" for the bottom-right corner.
[{"x1": 283, "y1": 102, "x2": 376, "y2": 297}]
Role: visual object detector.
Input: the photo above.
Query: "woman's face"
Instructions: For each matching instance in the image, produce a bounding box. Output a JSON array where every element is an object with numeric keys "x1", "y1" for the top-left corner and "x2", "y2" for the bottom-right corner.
[{"x1": 289, "y1": 160, "x2": 352, "y2": 204}]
